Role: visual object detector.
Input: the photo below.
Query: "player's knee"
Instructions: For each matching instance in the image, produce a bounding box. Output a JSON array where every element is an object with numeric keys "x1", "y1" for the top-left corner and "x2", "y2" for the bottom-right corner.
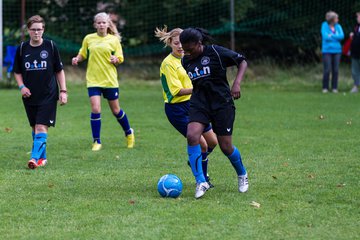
[
  {"x1": 187, "y1": 132, "x2": 200, "y2": 146},
  {"x1": 91, "y1": 106, "x2": 101, "y2": 113},
  {"x1": 219, "y1": 141, "x2": 232, "y2": 156},
  {"x1": 112, "y1": 108, "x2": 121, "y2": 115},
  {"x1": 35, "y1": 124, "x2": 47, "y2": 133}
]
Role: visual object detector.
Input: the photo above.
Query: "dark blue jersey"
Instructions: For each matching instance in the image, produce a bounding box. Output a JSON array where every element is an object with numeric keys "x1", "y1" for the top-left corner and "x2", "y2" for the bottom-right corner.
[
  {"x1": 13, "y1": 39, "x2": 63, "y2": 105},
  {"x1": 182, "y1": 44, "x2": 246, "y2": 111},
  {"x1": 351, "y1": 24, "x2": 360, "y2": 59}
]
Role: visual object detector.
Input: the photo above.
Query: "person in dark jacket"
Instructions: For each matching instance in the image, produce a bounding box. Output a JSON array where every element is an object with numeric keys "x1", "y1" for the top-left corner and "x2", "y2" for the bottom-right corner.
[{"x1": 350, "y1": 12, "x2": 360, "y2": 93}]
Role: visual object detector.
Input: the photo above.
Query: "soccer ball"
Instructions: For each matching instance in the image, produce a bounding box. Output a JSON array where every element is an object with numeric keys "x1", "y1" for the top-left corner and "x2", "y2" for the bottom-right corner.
[{"x1": 157, "y1": 174, "x2": 183, "y2": 198}]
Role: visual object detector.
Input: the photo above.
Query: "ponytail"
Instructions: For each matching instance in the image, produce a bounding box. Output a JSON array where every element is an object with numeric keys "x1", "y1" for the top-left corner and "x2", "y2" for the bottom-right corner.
[
  {"x1": 108, "y1": 20, "x2": 121, "y2": 41},
  {"x1": 155, "y1": 25, "x2": 183, "y2": 47},
  {"x1": 180, "y1": 27, "x2": 213, "y2": 45},
  {"x1": 194, "y1": 27, "x2": 213, "y2": 43}
]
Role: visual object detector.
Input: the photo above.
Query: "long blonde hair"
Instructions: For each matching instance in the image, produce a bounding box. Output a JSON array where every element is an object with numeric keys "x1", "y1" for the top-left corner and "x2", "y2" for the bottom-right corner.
[
  {"x1": 155, "y1": 25, "x2": 183, "y2": 47},
  {"x1": 94, "y1": 12, "x2": 121, "y2": 41}
]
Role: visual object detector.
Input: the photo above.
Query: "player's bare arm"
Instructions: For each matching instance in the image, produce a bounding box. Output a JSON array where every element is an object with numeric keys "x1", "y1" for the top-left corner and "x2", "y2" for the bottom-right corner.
[{"x1": 231, "y1": 60, "x2": 247, "y2": 100}]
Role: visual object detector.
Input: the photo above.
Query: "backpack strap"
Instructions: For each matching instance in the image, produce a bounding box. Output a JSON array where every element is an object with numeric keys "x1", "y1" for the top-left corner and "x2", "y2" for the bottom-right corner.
[
  {"x1": 50, "y1": 40, "x2": 54, "y2": 56},
  {"x1": 20, "y1": 40, "x2": 55, "y2": 57},
  {"x1": 19, "y1": 42, "x2": 24, "y2": 57}
]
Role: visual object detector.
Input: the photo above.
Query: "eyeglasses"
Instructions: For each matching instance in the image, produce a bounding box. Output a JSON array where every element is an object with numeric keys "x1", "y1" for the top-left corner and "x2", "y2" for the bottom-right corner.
[{"x1": 29, "y1": 28, "x2": 44, "y2": 32}]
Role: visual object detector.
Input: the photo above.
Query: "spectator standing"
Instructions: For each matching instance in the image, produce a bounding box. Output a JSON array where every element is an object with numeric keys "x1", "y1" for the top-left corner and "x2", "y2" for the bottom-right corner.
[
  {"x1": 321, "y1": 11, "x2": 344, "y2": 93},
  {"x1": 350, "y1": 12, "x2": 360, "y2": 93}
]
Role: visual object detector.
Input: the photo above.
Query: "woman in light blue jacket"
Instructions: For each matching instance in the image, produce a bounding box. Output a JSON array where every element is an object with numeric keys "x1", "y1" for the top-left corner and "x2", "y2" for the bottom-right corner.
[{"x1": 321, "y1": 11, "x2": 344, "y2": 93}]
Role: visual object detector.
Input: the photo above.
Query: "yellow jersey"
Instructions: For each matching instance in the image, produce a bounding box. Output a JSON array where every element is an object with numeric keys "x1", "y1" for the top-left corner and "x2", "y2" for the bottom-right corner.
[
  {"x1": 79, "y1": 33, "x2": 124, "y2": 88},
  {"x1": 160, "y1": 54, "x2": 192, "y2": 103}
]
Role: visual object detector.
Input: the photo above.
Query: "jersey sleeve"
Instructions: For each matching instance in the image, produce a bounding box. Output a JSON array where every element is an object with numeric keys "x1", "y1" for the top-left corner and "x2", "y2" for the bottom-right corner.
[
  {"x1": 13, "y1": 46, "x2": 22, "y2": 74},
  {"x1": 213, "y1": 45, "x2": 246, "y2": 67},
  {"x1": 114, "y1": 40, "x2": 124, "y2": 63},
  {"x1": 52, "y1": 42, "x2": 64, "y2": 73},
  {"x1": 332, "y1": 24, "x2": 344, "y2": 41},
  {"x1": 321, "y1": 22, "x2": 332, "y2": 41},
  {"x1": 162, "y1": 64, "x2": 183, "y2": 96},
  {"x1": 78, "y1": 36, "x2": 88, "y2": 59}
]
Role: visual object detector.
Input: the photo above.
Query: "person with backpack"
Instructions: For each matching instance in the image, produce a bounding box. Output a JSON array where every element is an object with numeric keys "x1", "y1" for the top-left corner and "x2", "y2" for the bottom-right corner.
[{"x1": 13, "y1": 15, "x2": 67, "y2": 169}]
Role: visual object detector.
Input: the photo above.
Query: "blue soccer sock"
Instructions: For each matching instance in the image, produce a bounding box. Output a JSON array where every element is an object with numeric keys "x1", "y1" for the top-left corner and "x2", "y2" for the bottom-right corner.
[
  {"x1": 33, "y1": 131, "x2": 47, "y2": 159},
  {"x1": 31, "y1": 133, "x2": 47, "y2": 161},
  {"x1": 91, "y1": 112, "x2": 101, "y2": 144},
  {"x1": 202, "y1": 146, "x2": 214, "y2": 181},
  {"x1": 114, "y1": 109, "x2": 132, "y2": 136},
  {"x1": 201, "y1": 152, "x2": 209, "y2": 181},
  {"x1": 228, "y1": 146, "x2": 247, "y2": 176},
  {"x1": 188, "y1": 144, "x2": 206, "y2": 183}
]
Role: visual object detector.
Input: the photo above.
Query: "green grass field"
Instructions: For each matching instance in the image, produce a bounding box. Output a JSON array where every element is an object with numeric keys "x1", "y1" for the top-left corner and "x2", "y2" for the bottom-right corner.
[{"x1": 1, "y1": 67, "x2": 359, "y2": 239}]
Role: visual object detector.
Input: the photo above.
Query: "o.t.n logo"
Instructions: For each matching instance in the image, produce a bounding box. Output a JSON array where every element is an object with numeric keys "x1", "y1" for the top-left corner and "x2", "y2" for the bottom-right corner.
[
  {"x1": 24, "y1": 60, "x2": 47, "y2": 71},
  {"x1": 187, "y1": 66, "x2": 211, "y2": 80}
]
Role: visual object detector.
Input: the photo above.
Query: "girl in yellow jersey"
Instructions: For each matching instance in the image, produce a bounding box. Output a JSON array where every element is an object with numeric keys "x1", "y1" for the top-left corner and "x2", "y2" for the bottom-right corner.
[
  {"x1": 72, "y1": 12, "x2": 134, "y2": 151},
  {"x1": 155, "y1": 26, "x2": 217, "y2": 186}
]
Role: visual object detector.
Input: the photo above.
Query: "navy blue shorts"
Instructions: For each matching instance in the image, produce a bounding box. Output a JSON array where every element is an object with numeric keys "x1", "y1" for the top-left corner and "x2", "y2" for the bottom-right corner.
[
  {"x1": 24, "y1": 102, "x2": 57, "y2": 127},
  {"x1": 88, "y1": 87, "x2": 119, "y2": 100},
  {"x1": 165, "y1": 101, "x2": 212, "y2": 137},
  {"x1": 189, "y1": 104, "x2": 235, "y2": 136}
]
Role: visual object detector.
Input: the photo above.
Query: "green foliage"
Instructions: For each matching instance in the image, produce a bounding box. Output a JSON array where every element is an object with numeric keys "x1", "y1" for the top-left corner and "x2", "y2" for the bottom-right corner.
[
  {"x1": 1, "y1": 69, "x2": 360, "y2": 238},
  {"x1": 1, "y1": 0, "x2": 358, "y2": 59},
  {"x1": 3, "y1": 0, "x2": 254, "y2": 56}
]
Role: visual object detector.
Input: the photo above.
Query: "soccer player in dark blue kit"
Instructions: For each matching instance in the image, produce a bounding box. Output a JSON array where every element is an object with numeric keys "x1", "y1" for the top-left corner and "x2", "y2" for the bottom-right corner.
[
  {"x1": 14, "y1": 15, "x2": 67, "y2": 169},
  {"x1": 180, "y1": 28, "x2": 249, "y2": 198}
]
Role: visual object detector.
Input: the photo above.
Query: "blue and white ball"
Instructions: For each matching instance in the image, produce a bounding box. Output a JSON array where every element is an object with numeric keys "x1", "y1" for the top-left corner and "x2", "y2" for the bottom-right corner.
[{"x1": 157, "y1": 174, "x2": 183, "y2": 198}]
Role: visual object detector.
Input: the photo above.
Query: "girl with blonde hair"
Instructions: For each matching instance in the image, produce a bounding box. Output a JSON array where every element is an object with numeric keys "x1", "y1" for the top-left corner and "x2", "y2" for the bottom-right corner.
[
  {"x1": 72, "y1": 12, "x2": 134, "y2": 151},
  {"x1": 155, "y1": 26, "x2": 218, "y2": 187}
]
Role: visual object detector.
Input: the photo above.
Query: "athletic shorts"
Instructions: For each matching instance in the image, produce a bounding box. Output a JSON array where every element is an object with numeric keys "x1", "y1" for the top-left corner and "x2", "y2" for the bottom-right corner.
[
  {"x1": 189, "y1": 104, "x2": 235, "y2": 136},
  {"x1": 165, "y1": 101, "x2": 212, "y2": 137},
  {"x1": 88, "y1": 87, "x2": 119, "y2": 100},
  {"x1": 24, "y1": 102, "x2": 57, "y2": 127}
]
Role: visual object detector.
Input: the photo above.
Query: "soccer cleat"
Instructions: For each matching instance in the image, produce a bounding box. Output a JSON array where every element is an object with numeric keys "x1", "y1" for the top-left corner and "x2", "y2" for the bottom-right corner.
[
  {"x1": 37, "y1": 158, "x2": 47, "y2": 167},
  {"x1": 207, "y1": 180, "x2": 214, "y2": 189},
  {"x1": 92, "y1": 142, "x2": 102, "y2": 151},
  {"x1": 206, "y1": 175, "x2": 214, "y2": 188},
  {"x1": 195, "y1": 182, "x2": 210, "y2": 199},
  {"x1": 238, "y1": 173, "x2": 249, "y2": 193},
  {"x1": 28, "y1": 159, "x2": 38, "y2": 169},
  {"x1": 126, "y1": 128, "x2": 135, "y2": 148},
  {"x1": 332, "y1": 89, "x2": 338, "y2": 93},
  {"x1": 322, "y1": 89, "x2": 329, "y2": 93}
]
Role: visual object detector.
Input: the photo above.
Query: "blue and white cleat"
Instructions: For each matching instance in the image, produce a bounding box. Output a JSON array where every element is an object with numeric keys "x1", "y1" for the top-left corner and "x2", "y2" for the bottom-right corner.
[
  {"x1": 195, "y1": 182, "x2": 210, "y2": 199},
  {"x1": 238, "y1": 173, "x2": 249, "y2": 193}
]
